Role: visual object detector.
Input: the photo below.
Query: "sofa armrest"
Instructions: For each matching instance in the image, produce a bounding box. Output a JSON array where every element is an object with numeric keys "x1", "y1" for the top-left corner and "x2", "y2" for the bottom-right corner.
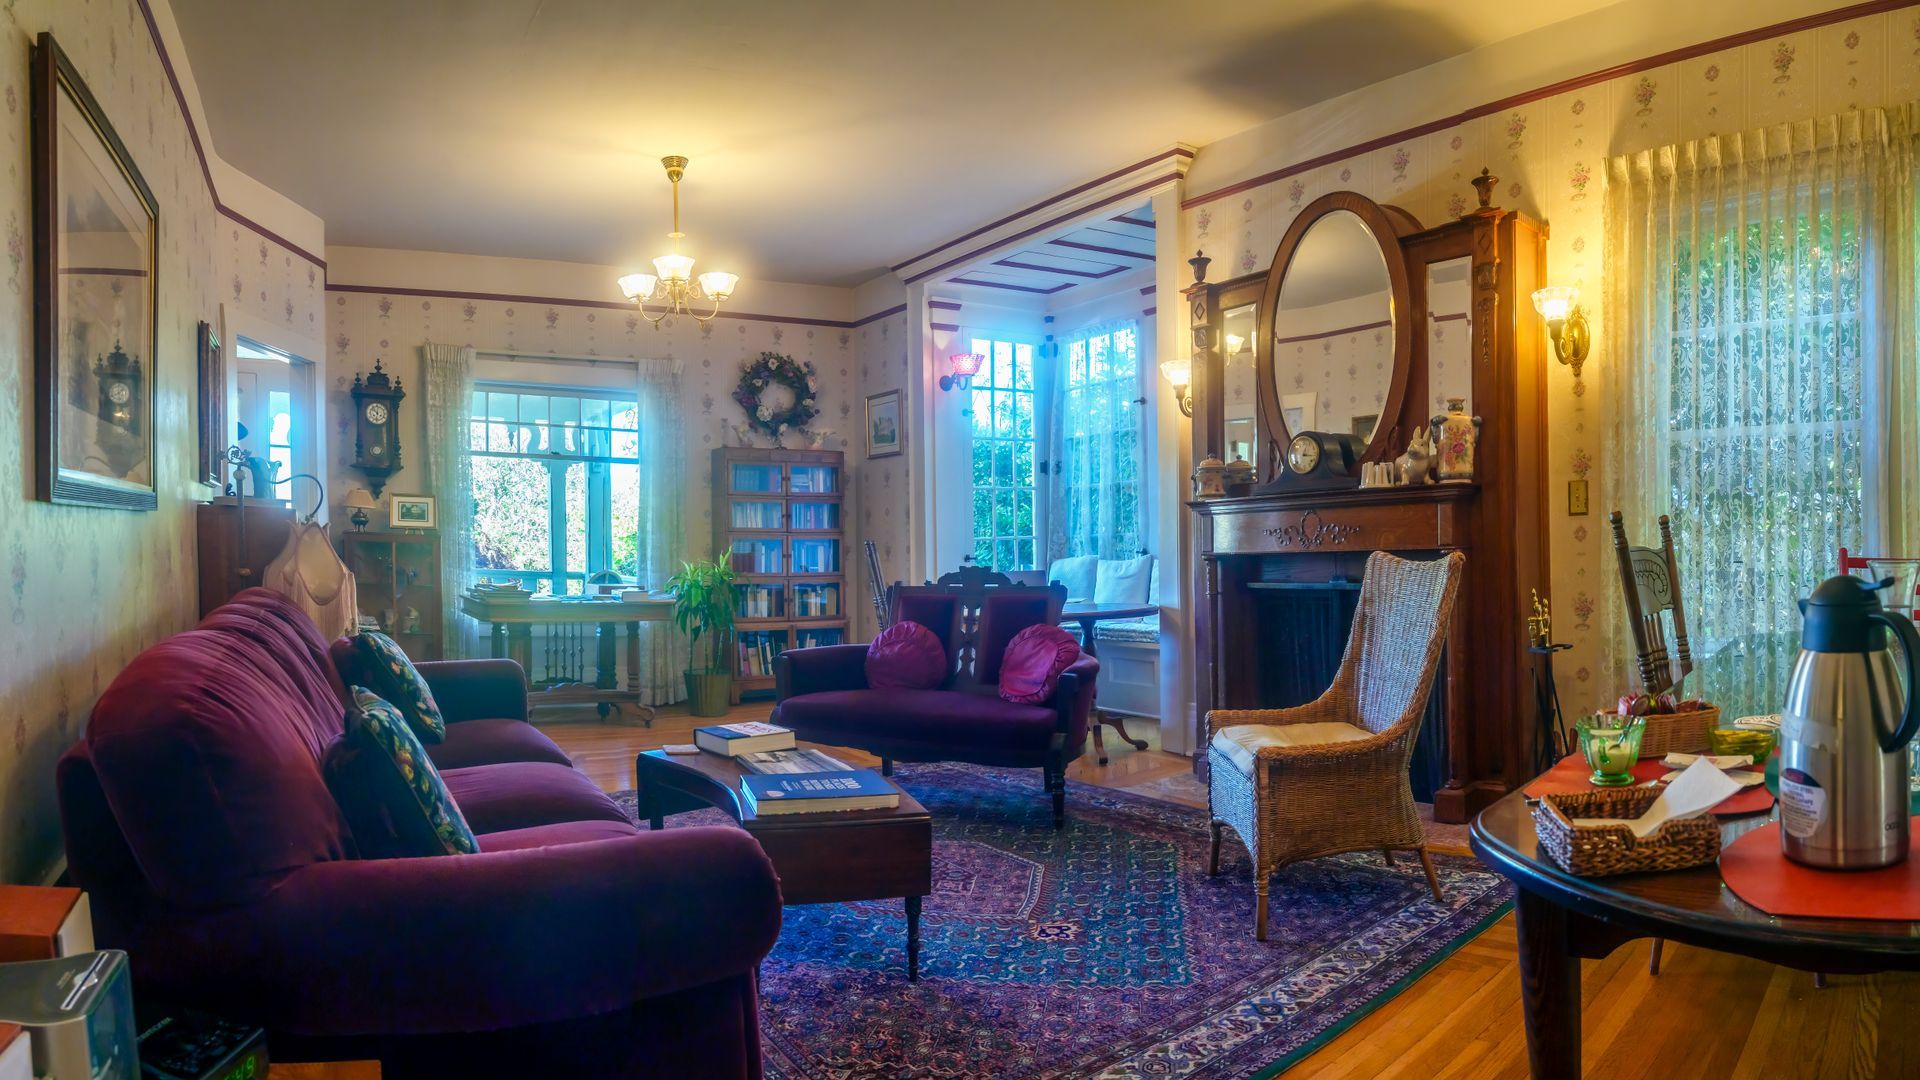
[
  {"x1": 137, "y1": 826, "x2": 780, "y2": 1036},
  {"x1": 1052, "y1": 654, "x2": 1101, "y2": 748},
  {"x1": 416, "y1": 659, "x2": 529, "y2": 723},
  {"x1": 774, "y1": 644, "x2": 870, "y2": 701}
]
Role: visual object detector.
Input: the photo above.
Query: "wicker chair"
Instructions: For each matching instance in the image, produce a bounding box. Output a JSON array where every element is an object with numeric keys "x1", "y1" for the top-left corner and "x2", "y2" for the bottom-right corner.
[{"x1": 1206, "y1": 550, "x2": 1466, "y2": 940}]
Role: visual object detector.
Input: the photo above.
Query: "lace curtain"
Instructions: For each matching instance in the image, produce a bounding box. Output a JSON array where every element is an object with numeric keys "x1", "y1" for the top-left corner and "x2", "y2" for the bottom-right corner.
[
  {"x1": 634, "y1": 357, "x2": 686, "y2": 705},
  {"x1": 1046, "y1": 320, "x2": 1144, "y2": 562},
  {"x1": 421, "y1": 343, "x2": 479, "y2": 657},
  {"x1": 1602, "y1": 105, "x2": 1917, "y2": 718}
]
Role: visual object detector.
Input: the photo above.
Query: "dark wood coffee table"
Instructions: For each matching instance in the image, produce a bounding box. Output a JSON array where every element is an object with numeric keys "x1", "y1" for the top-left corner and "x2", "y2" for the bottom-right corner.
[
  {"x1": 634, "y1": 749, "x2": 933, "y2": 980},
  {"x1": 1471, "y1": 788, "x2": 1920, "y2": 1078}
]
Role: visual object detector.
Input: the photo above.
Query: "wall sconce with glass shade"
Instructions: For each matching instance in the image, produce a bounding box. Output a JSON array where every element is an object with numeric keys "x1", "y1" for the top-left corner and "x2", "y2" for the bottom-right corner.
[
  {"x1": 1159, "y1": 356, "x2": 1194, "y2": 417},
  {"x1": 1531, "y1": 285, "x2": 1590, "y2": 380},
  {"x1": 940, "y1": 352, "x2": 984, "y2": 393}
]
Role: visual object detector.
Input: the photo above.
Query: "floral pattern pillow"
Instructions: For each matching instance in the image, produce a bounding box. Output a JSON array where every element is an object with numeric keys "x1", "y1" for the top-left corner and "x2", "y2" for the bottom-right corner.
[
  {"x1": 348, "y1": 687, "x2": 476, "y2": 857},
  {"x1": 350, "y1": 631, "x2": 445, "y2": 743}
]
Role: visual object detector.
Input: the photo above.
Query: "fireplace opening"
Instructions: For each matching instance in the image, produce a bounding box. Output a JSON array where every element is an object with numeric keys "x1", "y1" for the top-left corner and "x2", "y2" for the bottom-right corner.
[{"x1": 1246, "y1": 579, "x2": 1450, "y2": 802}]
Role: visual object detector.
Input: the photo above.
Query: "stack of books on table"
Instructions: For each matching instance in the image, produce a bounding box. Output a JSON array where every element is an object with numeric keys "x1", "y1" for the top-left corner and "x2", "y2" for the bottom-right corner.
[{"x1": 692, "y1": 722, "x2": 899, "y2": 815}]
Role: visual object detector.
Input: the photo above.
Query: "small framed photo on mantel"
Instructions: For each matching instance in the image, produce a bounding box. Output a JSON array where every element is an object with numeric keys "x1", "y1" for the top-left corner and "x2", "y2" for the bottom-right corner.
[
  {"x1": 866, "y1": 389, "x2": 903, "y2": 459},
  {"x1": 389, "y1": 494, "x2": 436, "y2": 531}
]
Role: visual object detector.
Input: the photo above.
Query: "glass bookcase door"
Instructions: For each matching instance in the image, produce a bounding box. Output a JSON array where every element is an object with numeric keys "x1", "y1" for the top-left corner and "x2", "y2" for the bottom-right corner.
[
  {"x1": 790, "y1": 581, "x2": 841, "y2": 619},
  {"x1": 737, "y1": 628, "x2": 790, "y2": 678},
  {"x1": 730, "y1": 537, "x2": 785, "y2": 574},
  {"x1": 729, "y1": 499, "x2": 785, "y2": 530},
  {"x1": 735, "y1": 581, "x2": 785, "y2": 620},
  {"x1": 792, "y1": 626, "x2": 844, "y2": 650},
  {"x1": 789, "y1": 500, "x2": 839, "y2": 531},
  {"x1": 790, "y1": 537, "x2": 840, "y2": 575},
  {"x1": 729, "y1": 463, "x2": 784, "y2": 494},
  {"x1": 789, "y1": 465, "x2": 839, "y2": 494}
]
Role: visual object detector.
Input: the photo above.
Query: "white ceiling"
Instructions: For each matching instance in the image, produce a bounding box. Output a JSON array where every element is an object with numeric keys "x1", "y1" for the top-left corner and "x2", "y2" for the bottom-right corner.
[{"x1": 172, "y1": 0, "x2": 1618, "y2": 288}]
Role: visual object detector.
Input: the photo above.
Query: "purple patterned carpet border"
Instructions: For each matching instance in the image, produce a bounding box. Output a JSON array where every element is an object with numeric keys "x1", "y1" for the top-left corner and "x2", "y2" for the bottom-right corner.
[{"x1": 612, "y1": 762, "x2": 1512, "y2": 1079}]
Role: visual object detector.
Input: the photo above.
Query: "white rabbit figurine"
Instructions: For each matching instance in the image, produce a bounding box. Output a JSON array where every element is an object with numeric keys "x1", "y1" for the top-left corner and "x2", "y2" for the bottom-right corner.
[{"x1": 1397, "y1": 428, "x2": 1435, "y2": 485}]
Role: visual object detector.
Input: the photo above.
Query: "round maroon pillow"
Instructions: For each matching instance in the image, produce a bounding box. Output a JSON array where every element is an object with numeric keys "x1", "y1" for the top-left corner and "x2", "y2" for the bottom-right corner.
[
  {"x1": 998, "y1": 624, "x2": 1081, "y2": 704},
  {"x1": 865, "y1": 620, "x2": 948, "y2": 690}
]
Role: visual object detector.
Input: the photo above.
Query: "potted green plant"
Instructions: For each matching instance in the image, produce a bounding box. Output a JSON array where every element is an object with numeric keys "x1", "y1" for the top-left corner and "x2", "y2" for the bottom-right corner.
[{"x1": 667, "y1": 556, "x2": 738, "y2": 717}]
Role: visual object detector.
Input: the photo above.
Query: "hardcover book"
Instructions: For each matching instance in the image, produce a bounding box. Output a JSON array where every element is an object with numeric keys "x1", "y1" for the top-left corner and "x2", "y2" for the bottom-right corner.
[
  {"x1": 694, "y1": 721, "x2": 796, "y2": 757},
  {"x1": 741, "y1": 769, "x2": 900, "y2": 815}
]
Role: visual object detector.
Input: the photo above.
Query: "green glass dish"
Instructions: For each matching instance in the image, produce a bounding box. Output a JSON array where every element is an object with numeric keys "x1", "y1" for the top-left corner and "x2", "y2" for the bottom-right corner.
[
  {"x1": 1708, "y1": 726, "x2": 1775, "y2": 764},
  {"x1": 1575, "y1": 714, "x2": 1646, "y2": 787}
]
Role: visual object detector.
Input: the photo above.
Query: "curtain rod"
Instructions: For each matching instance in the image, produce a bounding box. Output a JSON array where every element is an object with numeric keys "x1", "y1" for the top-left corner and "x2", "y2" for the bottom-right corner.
[{"x1": 476, "y1": 349, "x2": 638, "y2": 368}]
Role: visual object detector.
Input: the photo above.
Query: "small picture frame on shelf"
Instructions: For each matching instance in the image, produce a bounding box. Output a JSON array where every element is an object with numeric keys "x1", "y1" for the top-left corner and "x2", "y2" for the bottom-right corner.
[
  {"x1": 865, "y1": 389, "x2": 903, "y2": 459},
  {"x1": 389, "y1": 494, "x2": 436, "y2": 530}
]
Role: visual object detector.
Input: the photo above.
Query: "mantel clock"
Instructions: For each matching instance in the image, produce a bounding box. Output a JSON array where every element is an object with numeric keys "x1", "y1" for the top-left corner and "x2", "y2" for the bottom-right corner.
[{"x1": 349, "y1": 360, "x2": 405, "y2": 496}]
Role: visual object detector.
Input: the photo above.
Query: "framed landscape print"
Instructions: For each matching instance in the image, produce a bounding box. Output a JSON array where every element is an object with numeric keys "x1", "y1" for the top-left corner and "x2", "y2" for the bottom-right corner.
[
  {"x1": 389, "y1": 494, "x2": 437, "y2": 530},
  {"x1": 32, "y1": 33, "x2": 160, "y2": 510},
  {"x1": 865, "y1": 389, "x2": 902, "y2": 459}
]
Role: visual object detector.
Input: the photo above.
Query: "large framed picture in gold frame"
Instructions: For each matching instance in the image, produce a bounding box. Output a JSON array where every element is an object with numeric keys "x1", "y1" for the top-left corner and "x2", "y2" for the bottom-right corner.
[{"x1": 32, "y1": 32, "x2": 159, "y2": 510}]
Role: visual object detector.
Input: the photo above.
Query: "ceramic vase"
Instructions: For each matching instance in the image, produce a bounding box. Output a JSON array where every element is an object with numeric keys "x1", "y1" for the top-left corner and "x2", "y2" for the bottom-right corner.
[
  {"x1": 1193, "y1": 455, "x2": 1228, "y2": 500},
  {"x1": 1429, "y1": 397, "x2": 1482, "y2": 483},
  {"x1": 1225, "y1": 456, "x2": 1254, "y2": 489}
]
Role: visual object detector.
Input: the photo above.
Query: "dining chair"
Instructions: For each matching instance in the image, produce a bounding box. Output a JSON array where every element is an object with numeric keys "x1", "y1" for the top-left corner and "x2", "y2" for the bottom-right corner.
[{"x1": 1206, "y1": 550, "x2": 1465, "y2": 940}]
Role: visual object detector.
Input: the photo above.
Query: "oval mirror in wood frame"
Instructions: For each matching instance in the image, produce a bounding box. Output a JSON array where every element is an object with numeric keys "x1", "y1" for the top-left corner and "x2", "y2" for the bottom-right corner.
[{"x1": 1256, "y1": 191, "x2": 1416, "y2": 474}]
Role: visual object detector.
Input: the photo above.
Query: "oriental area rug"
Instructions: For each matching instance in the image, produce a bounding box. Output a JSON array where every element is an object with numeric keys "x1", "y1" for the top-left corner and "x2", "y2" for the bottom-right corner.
[{"x1": 613, "y1": 762, "x2": 1510, "y2": 1079}]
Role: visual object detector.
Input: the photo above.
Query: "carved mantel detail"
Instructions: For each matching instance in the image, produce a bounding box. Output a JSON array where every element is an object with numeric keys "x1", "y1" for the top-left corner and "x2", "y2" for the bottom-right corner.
[{"x1": 1267, "y1": 509, "x2": 1362, "y2": 550}]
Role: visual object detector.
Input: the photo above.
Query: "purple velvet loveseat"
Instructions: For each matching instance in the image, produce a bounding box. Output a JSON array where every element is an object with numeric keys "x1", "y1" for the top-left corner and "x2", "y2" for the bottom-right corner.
[
  {"x1": 57, "y1": 589, "x2": 781, "y2": 1078},
  {"x1": 772, "y1": 576, "x2": 1098, "y2": 828}
]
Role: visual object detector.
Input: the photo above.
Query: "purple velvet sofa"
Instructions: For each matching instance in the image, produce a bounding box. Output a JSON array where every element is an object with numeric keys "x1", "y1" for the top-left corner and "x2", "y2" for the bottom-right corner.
[
  {"x1": 57, "y1": 589, "x2": 781, "y2": 1078},
  {"x1": 771, "y1": 577, "x2": 1098, "y2": 828}
]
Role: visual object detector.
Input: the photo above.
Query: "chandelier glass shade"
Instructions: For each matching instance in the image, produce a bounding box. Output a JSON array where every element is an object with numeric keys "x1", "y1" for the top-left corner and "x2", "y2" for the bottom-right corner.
[{"x1": 618, "y1": 156, "x2": 738, "y2": 324}]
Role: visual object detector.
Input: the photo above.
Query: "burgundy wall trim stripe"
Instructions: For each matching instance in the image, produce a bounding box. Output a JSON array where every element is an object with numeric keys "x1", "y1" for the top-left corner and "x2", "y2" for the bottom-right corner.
[
  {"x1": 326, "y1": 281, "x2": 903, "y2": 330},
  {"x1": 928, "y1": 299, "x2": 963, "y2": 311},
  {"x1": 1274, "y1": 318, "x2": 1392, "y2": 346},
  {"x1": 930, "y1": 322, "x2": 960, "y2": 333},
  {"x1": 1184, "y1": 0, "x2": 1919, "y2": 210},
  {"x1": 890, "y1": 147, "x2": 1190, "y2": 273},
  {"x1": 1046, "y1": 238, "x2": 1154, "y2": 262},
  {"x1": 132, "y1": 0, "x2": 328, "y2": 268},
  {"x1": 947, "y1": 277, "x2": 1075, "y2": 295}
]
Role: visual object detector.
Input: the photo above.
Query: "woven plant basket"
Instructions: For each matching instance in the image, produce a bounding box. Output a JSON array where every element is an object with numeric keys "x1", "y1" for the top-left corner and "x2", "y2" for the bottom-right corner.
[
  {"x1": 1634, "y1": 704, "x2": 1720, "y2": 757},
  {"x1": 1532, "y1": 787, "x2": 1721, "y2": 877}
]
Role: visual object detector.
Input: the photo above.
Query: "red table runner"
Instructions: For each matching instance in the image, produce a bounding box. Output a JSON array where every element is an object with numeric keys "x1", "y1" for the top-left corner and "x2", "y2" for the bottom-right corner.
[
  {"x1": 1522, "y1": 753, "x2": 1774, "y2": 816},
  {"x1": 1720, "y1": 819, "x2": 1920, "y2": 920}
]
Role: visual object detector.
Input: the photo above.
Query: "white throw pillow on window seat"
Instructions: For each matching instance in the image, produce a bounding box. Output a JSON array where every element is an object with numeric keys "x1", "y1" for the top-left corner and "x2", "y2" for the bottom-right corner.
[
  {"x1": 1047, "y1": 555, "x2": 1098, "y2": 603},
  {"x1": 1093, "y1": 554, "x2": 1154, "y2": 606}
]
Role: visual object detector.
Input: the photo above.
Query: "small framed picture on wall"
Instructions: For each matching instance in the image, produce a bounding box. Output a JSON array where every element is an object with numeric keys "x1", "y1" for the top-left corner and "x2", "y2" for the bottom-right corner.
[
  {"x1": 866, "y1": 390, "x2": 903, "y2": 459},
  {"x1": 389, "y1": 494, "x2": 436, "y2": 530}
]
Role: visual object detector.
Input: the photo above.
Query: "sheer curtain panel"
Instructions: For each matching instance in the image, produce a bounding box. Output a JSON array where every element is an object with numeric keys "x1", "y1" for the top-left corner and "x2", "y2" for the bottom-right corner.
[
  {"x1": 1048, "y1": 320, "x2": 1145, "y2": 562},
  {"x1": 1602, "y1": 105, "x2": 1917, "y2": 717},
  {"x1": 422, "y1": 343, "x2": 479, "y2": 657},
  {"x1": 635, "y1": 358, "x2": 687, "y2": 705}
]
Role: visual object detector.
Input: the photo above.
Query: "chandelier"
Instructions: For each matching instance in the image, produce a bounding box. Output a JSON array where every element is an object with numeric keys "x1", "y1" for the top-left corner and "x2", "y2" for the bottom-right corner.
[{"x1": 617, "y1": 155, "x2": 739, "y2": 324}]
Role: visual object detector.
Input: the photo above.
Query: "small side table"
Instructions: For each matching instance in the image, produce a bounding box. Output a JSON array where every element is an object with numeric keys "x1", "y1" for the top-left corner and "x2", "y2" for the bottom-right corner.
[{"x1": 1062, "y1": 602, "x2": 1159, "y2": 765}]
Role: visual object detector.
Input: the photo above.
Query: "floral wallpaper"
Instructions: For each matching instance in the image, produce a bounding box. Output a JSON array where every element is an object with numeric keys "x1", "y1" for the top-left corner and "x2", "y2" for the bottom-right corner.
[
  {"x1": 850, "y1": 311, "x2": 913, "y2": 640},
  {"x1": 0, "y1": 0, "x2": 224, "y2": 883},
  {"x1": 222, "y1": 225, "x2": 325, "y2": 341},
  {"x1": 325, "y1": 291, "x2": 866, "y2": 587},
  {"x1": 1180, "y1": 6, "x2": 1920, "y2": 714}
]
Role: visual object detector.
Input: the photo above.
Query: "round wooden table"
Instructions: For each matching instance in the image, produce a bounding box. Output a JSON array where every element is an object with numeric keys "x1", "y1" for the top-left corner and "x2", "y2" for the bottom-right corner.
[
  {"x1": 1470, "y1": 789, "x2": 1920, "y2": 1079},
  {"x1": 1061, "y1": 602, "x2": 1158, "y2": 764}
]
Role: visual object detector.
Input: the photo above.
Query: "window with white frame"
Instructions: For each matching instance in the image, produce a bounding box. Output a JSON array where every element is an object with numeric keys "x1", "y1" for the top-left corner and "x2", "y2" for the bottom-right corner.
[
  {"x1": 1058, "y1": 321, "x2": 1143, "y2": 560},
  {"x1": 967, "y1": 337, "x2": 1038, "y2": 571},
  {"x1": 468, "y1": 385, "x2": 641, "y2": 595}
]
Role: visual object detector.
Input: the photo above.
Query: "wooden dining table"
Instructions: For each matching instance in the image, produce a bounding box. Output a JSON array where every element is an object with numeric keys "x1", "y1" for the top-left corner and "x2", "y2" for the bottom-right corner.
[
  {"x1": 1061, "y1": 601, "x2": 1159, "y2": 765},
  {"x1": 1471, "y1": 788, "x2": 1920, "y2": 1079}
]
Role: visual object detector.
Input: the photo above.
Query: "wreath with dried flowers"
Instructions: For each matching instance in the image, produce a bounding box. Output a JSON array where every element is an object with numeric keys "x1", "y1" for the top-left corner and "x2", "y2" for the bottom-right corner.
[{"x1": 733, "y1": 351, "x2": 819, "y2": 440}]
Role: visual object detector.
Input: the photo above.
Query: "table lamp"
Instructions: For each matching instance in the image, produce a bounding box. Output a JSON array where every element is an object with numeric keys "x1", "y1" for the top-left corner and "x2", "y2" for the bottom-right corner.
[{"x1": 345, "y1": 488, "x2": 378, "y2": 531}]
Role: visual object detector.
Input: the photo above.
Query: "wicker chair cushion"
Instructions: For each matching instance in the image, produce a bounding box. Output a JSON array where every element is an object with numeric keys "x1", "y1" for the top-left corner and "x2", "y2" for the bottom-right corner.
[{"x1": 1210, "y1": 722, "x2": 1373, "y2": 776}]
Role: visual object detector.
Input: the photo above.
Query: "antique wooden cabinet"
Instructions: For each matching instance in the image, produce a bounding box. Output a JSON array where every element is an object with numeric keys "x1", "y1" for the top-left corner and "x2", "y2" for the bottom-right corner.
[{"x1": 1184, "y1": 177, "x2": 1550, "y2": 823}]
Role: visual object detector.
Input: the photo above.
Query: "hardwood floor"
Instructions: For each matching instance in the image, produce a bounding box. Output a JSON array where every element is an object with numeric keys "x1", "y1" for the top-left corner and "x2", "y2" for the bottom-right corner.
[{"x1": 543, "y1": 705, "x2": 1920, "y2": 1078}]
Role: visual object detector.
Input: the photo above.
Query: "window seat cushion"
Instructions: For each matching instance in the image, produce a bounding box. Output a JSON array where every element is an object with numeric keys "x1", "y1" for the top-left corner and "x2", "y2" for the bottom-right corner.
[{"x1": 1093, "y1": 615, "x2": 1160, "y2": 645}]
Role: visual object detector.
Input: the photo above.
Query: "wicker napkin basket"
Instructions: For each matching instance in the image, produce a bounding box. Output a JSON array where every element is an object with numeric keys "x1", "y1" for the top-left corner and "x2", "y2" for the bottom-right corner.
[
  {"x1": 1532, "y1": 787, "x2": 1721, "y2": 877},
  {"x1": 1635, "y1": 704, "x2": 1721, "y2": 757}
]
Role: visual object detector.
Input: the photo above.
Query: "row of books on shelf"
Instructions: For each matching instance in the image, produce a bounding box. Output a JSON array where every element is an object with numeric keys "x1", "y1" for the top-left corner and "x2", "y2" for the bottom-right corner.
[
  {"x1": 730, "y1": 503, "x2": 785, "y2": 529},
  {"x1": 791, "y1": 587, "x2": 839, "y2": 616},
  {"x1": 788, "y1": 504, "x2": 837, "y2": 530},
  {"x1": 691, "y1": 723, "x2": 898, "y2": 814},
  {"x1": 737, "y1": 587, "x2": 780, "y2": 618},
  {"x1": 738, "y1": 636, "x2": 781, "y2": 677}
]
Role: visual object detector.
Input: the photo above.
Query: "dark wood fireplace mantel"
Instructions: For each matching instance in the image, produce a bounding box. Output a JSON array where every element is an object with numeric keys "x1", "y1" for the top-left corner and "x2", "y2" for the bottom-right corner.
[{"x1": 1183, "y1": 186, "x2": 1550, "y2": 825}]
